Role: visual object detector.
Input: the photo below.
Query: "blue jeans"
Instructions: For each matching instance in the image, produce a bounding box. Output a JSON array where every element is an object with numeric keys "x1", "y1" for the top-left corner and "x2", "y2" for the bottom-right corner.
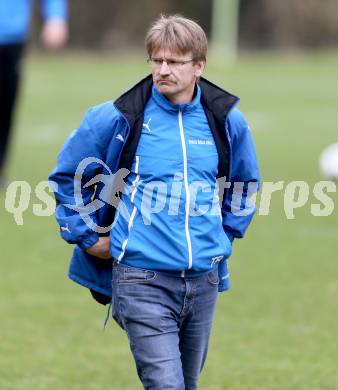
[{"x1": 112, "y1": 262, "x2": 219, "y2": 390}]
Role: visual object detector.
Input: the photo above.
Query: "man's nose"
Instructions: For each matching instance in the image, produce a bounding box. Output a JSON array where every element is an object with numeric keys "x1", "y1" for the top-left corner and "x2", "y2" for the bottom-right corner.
[{"x1": 159, "y1": 60, "x2": 171, "y2": 75}]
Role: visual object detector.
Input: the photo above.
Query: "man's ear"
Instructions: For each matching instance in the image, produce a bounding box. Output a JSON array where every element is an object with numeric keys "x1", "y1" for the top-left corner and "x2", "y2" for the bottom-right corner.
[{"x1": 195, "y1": 60, "x2": 205, "y2": 78}]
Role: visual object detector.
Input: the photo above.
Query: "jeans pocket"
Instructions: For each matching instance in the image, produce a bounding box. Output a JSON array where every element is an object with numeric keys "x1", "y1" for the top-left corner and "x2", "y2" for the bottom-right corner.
[
  {"x1": 119, "y1": 266, "x2": 157, "y2": 284},
  {"x1": 207, "y1": 269, "x2": 220, "y2": 285}
]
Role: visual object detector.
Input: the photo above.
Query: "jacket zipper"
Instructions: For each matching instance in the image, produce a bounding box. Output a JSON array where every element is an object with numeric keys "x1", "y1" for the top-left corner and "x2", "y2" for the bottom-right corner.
[
  {"x1": 178, "y1": 110, "x2": 193, "y2": 270},
  {"x1": 117, "y1": 155, "x2": 140, "y2": 262}
]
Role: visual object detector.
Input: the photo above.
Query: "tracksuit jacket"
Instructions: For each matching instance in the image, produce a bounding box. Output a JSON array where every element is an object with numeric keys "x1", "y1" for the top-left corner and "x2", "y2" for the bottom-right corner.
[{"x1": 49, "y1": 75, "x2": 260, "y2": 304}]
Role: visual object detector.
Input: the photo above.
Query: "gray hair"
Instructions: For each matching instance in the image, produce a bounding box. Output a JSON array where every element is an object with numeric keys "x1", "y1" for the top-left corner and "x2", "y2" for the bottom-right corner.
[{"x1": 145, "y1": 14, "x2": 208, "y2": 62}]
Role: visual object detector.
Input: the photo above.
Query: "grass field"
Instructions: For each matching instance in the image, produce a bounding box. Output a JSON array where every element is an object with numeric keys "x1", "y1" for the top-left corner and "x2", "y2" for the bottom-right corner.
[{"x1": 0, "y1": 50, "x2": 338, "y2": 389}]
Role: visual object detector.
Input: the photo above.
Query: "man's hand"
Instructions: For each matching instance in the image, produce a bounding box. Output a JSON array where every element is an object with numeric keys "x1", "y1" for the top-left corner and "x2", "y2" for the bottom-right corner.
[
  {"x1": 41, "y1": 19, "x2": 68, "y2": 50},
  {"x1": 85, "y1": 237, "x2": 111, "y2": 259}
]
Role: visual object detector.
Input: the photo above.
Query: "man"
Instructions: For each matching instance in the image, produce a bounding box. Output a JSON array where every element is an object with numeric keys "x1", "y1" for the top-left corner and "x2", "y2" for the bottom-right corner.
[
  {"x1": 0, "y1": 0, "x2": 68, "y2": 188},
  {"x1": 50, "y1": 15, "x2": 259, "y2": 390}
]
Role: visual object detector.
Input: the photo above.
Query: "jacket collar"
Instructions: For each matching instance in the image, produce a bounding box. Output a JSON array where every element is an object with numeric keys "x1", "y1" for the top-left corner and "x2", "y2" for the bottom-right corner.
[
  {"x1": 114, "y1": 74, "x2": 239, "y2": 127},
  {"x1": 114, "y1": 74, "x2": 153, "y2": 129},
  {"x1": 198, "y1": 77, "x2": 239, "y2": 120}
]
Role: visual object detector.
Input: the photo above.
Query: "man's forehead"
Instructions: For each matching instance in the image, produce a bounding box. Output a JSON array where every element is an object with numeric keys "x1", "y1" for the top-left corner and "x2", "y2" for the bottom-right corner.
[{"x1": 151, "y1": 46, "x2": 191, "y2": 58}]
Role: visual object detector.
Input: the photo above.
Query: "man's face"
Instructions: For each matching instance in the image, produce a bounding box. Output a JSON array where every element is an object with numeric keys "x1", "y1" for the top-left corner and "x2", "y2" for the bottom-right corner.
[{"x1": 150, "y1": 47, "x2": 205, "y2": 104}]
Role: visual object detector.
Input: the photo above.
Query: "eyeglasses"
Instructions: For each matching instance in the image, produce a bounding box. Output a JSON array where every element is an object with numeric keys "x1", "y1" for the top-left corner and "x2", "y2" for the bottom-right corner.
[{"x1": 147, "y1": 57, "x2": 195, "y2": 69}]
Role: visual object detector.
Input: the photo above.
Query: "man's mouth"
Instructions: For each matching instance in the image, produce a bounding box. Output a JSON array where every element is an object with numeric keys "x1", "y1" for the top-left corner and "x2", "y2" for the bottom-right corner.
[{"x1": 157, "y1": 80, "x2": 173, "y2": 84}]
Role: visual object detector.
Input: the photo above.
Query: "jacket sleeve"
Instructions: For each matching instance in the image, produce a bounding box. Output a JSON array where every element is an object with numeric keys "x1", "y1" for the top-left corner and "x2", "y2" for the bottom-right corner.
[
  {"x1": 41, "y1": 0, "x2": 68, "y2": 20},
  {"x1": 221, "y1": 107, "x2": 260, "y2": 242},
  {"x1": 48, "y1": 103, "x2": 120, "y2": 250}
]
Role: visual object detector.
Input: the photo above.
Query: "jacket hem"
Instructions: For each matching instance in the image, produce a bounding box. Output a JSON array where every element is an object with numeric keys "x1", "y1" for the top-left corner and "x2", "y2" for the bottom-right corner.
[
  {"x1": 68, "y1": 271, "x2": 111, "y2": 298},
  {"x1": 78, "y1": 235, "x2": 100, "y2": 251},
  {"x1": 224, "y1": 228, "x2": 235, "y2": 243},
  {"x1": 218, "y1": 284, "x2": 231, "y2": 292}
]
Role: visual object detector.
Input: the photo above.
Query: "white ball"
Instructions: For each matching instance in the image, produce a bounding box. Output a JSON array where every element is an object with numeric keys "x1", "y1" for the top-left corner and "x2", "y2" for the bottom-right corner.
[{"x1": 319, "y1": 143, "x2": 338, "y2": 180}]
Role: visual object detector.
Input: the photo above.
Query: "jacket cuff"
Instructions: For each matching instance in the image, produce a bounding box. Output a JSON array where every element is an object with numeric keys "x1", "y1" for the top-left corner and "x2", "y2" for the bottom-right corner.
[{"x1": 78, "y1": 234, "x2": 99, "y2": 251}]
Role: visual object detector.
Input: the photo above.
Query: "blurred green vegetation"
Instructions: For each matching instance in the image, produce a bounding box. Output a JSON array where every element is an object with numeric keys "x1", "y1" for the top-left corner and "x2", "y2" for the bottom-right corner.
[{"x1": 0, "y1": 50, "x2": 337, "y2": 389}]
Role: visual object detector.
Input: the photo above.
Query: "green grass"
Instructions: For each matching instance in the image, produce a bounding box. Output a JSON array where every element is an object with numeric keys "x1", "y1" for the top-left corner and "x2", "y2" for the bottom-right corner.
[{"x1": 1, "y1": 50, "x2": 338, "y2": 389}]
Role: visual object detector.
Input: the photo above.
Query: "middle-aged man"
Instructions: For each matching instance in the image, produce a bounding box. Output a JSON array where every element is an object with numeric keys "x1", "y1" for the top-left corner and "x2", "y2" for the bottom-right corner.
[{"x1": 50, "y1": 15, "x2": 260, "y2": 390}]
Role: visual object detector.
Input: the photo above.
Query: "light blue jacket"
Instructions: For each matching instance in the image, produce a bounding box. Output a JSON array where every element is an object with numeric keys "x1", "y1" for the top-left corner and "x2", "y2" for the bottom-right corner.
[
  {"x1": 49, "y1": 75, "x2": 260, "y2": 302},
  {"x1": 111, "y1": 85, "x2": 233, "y2": 277}
]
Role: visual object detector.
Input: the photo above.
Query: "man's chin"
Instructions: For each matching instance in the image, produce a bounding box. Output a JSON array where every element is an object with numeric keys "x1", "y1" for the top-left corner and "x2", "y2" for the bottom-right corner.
[{"x1": 156, "y1": 83, "x2": 175, "y2": 94}]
